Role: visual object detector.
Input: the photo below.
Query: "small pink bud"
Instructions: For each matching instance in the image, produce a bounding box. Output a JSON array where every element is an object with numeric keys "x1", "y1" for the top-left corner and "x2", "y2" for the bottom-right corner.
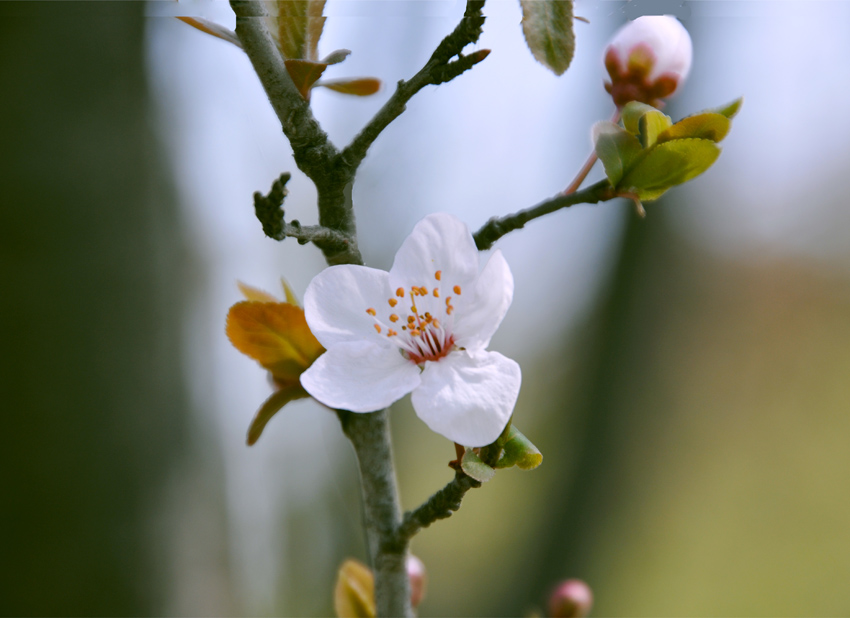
[
  {"x1": 548, "y1": 579, "x2": 593, "y2": 618},
  {"x1": 406, "y1": 554, "x2": 427, "y2": 608},
  {"x1": 603, "y1": 15, "x2": 693, "y2": 108}
]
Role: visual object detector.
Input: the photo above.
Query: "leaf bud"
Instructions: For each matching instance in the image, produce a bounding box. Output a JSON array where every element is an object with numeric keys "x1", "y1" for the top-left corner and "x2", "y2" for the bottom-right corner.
[
  {"x1": 603, "y1": 15, "x2": 692, "y2": 108},
  {"x1": 548, "y1": 579, "x2": 593, "y2": 618}
]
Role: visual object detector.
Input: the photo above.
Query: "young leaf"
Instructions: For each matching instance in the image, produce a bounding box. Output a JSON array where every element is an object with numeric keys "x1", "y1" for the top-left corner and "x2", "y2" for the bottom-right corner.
[
  {"x1": 520, "y1": 0, "x2": 575, "y2": 76},
  {"x1": 321, "y1": 48, "x2": 351, "y2": 65},
  {"x1": 638, "y1": 109, "x2": 673, "y2": 148},
  {"x1": 621, "y1": 101, "x2": 665, "y2": 135},
  {"x1": 267, "y1": 0, "x2": 326, "y2": 61},
  {"x1": 708, "y1": 96, "x2": 744, "y2": 119},
  {"x1": 284, "y1": 59, "x2": 328, "y2": 99},
  {"x1": 226, "y1": 301, "x2": 325, "y2": 383},
  {"x1": 176, "y1": 17, "x2": 242, "y2": 49},
  {"x1": 238, "y1": 281, "x2": 280, "y2": 304},
  {"x1": 316, "y1": 78, "x2": 382, "y2": 96},
  {"x1": 461, "y1": 449, "x2": 496, "y2": 483},
  {"x1": 657, "y1": 112, "x2": 730, "y2": 144},
  {"x1": 334, "y1": 559, "x2": 375, "y2": 618},
  {"x1": 495, "y1": 426, "x2": 543, "y2": 470},
  {"x1": 620, "y1": 138, "x2": 721, "y2": 200},
  {"x1": 247, "y1": 384, "x2": 310, "y2": 446},
  {"x1": 592, "y1": 121, "x2": 643, "y2": 186}
]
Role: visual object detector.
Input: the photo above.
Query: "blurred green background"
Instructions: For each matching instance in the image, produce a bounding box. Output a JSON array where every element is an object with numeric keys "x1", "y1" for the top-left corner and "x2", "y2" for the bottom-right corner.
[{"x1": 3, "y1": 1, "x2": 850, "y2": 616}]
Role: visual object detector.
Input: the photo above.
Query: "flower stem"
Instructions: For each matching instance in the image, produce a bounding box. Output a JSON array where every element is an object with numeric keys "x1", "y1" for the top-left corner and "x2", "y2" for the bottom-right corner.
[{"x1": 563, "y1": 109, "x2": 621, "y2": 195}]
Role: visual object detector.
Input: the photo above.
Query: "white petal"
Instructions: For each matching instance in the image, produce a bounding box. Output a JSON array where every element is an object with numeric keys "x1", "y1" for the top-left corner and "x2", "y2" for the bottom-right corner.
[
  {"x1": 304, "y1": 264, "x2": 392, "y2": 348},
  {"x1": 388, "y1": 213, "x2": 479, "y2": 293},
  {"x1": 452, "y1": 249, "x2": 513, "y2": 350},
  {"x1": 411, "y1": 350, "x2": 521, "y2": 447},
  {"x1": 300, "y1": 342, "x2": 421, "y2": 412}
]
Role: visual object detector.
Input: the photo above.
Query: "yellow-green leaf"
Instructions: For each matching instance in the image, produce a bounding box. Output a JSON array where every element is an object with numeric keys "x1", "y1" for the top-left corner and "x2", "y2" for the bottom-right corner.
[
  {"x1": 593, "y1": 121, "x2": 643, "y2": 186},
  {"x1": 246, "y1": 384, "x2": 310, "y2": 446},
  {"x1": 226, "y1": 301, "x2": 324, "y2": 383},
  {"x1": 334, "y1": 559, "x2": 375, "y2": 618},
  {"x1": 657, "y1": 112, "x2": 730, "y2": 144},
  {"x1": 621, "y1": 101, "x2": 665, "y2": 135},
  {"x1": 708, "y1": 96, "x2": 744, "y2": 119},
  {"x1": 638, "y1": 109, "x2": 673, "y2": 148},
  {"x1": 495, "y1": 426, "x2": 543, "y2": 470},
  {"x1": 520, "y1": 0, "x2": 575, "y2": 76},
  {"x1": 620, "y1": 138, "x2": 721, "y2": 201},
  {"x1": 317, "y1": 78, "x2": 382, "y2": 97}
]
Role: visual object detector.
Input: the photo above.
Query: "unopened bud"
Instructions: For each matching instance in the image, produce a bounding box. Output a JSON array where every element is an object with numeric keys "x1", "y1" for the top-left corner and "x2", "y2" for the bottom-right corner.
[
  {"x1": 548, "y1": 579, "x2": 593, "y2": 618},
  {"x1": 407, "y1": 554, "x2": 427, "y2": 608},
  {"x1": 603, "y1": 15, "x2": 692, "y2": 108}
]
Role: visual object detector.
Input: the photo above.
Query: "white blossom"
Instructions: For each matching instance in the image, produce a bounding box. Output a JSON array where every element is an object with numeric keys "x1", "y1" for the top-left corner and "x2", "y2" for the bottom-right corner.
[{"x1": 300, "y1": 213, "x2": 520, "y2": 446}]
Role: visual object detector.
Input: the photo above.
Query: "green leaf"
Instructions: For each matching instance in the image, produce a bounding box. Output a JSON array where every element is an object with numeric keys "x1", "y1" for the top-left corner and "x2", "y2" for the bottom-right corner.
[
  {"x1": 593, "y1": 121, "x2": 643, "y2": 187},
  {"x1": 246, "y1": 384, "x2": 310, "y2": 446},
  {"x1": 708, "y1": 96, "x2": 744, "y2": 119},
  {"x1": 461, "y1": 449, "x2": 496, "y2": 483},
  {"x1": 620, "y1": 138, "x2": 721, "y2": 201},
  {"x1": 657, "y1": 112, "x2": 731, "y2": 144},
  {"x1": 520, "y1": 0, "x2": 575, "y2": 76},
  {"x1": 621, "y1": 101, "x2": 665, "y2": 135},
  {"x1": 495, "y1": 426, "x2": 543, "y2": 470}
]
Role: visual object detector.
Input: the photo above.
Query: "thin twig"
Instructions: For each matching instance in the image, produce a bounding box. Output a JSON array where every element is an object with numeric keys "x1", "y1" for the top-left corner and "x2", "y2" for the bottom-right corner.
[
  {"x1": 474, "y1": 180, "x2": 614, "y2": 250},
  {"x1": 396, "y1": 471, "x2": 481, "y2": 542},
  {"x1": 340, "y1": 0, "x2": 488, "y2": 172}
]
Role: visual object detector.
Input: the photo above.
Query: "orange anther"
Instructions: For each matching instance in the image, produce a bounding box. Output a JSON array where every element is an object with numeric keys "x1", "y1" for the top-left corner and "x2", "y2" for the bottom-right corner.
[
  {"x1": 389, "y1": 314, "x2": 399, "y2": 323},
  {"x1": 446, "y1": 306, "x2": 454, "y2": 315},
  {"x1": 366, "y1": 308, "x2": 376, "y2": 316},
  {"x1": 419, "y1": 287, "x2": 428, "y2": 296},
  {"x1": 374, "y1": 324, "x2": 382, "y2": 334},
  {"x1": 432, "y1": 319, "x2": 441, "y2": 329},
  {"x1": 410, "y1": 329, "x2": 421, "y2": 337},
  {"x1": 453, "y1": 285, "x2": 461, "y2": 295},
  {"x1": 407, "y1": 316, "x2": 415, "y2": 323},
  {"x1": 388, "y1": 298, "x2": 398, "y2": 307},
  {"x1": 435, "y1": 270, "x2": 442, "y2": 281},
  {"x1": 396, "y1": 287, "x2": 405, "y2": 298},
  {"x1": 445, "y1": 296, "x2": 452, "y2": 305},
  {"x1": 433, "y1": 288, "x2": 440, "y2": 297},
  {"x1": 387, "y1": 329, "x2": 397, "y2": 337}
]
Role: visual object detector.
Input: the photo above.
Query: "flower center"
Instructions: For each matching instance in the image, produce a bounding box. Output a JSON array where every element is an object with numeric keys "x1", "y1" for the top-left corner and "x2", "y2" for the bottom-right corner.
[{"x1": 366, "y1": 269, "x2": 462, "y2": 365}]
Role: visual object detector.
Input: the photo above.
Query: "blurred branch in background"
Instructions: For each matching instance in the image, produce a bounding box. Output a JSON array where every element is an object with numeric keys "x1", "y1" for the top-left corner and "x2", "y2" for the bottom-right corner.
[{"x1": 0, "y1": 2, "x2": 189, "y2": 613}]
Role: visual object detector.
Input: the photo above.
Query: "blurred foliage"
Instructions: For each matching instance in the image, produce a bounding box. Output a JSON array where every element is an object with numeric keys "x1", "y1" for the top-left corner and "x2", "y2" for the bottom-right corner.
[{"x1": 0, "y1": 2, "x2": 187, "y2": 614}]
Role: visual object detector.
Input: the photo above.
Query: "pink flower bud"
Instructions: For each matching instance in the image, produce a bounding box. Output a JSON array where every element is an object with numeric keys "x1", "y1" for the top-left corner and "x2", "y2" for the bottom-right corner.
[
  {"x1": 407, "y1": 554, "x2": 427, "y2": 608},
  {"x1": 604, "y1": 15, "x2": 693, "y2": 108},
  {"x1": 548, "y1": 579, "x2": 593, "y2": 618}
]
